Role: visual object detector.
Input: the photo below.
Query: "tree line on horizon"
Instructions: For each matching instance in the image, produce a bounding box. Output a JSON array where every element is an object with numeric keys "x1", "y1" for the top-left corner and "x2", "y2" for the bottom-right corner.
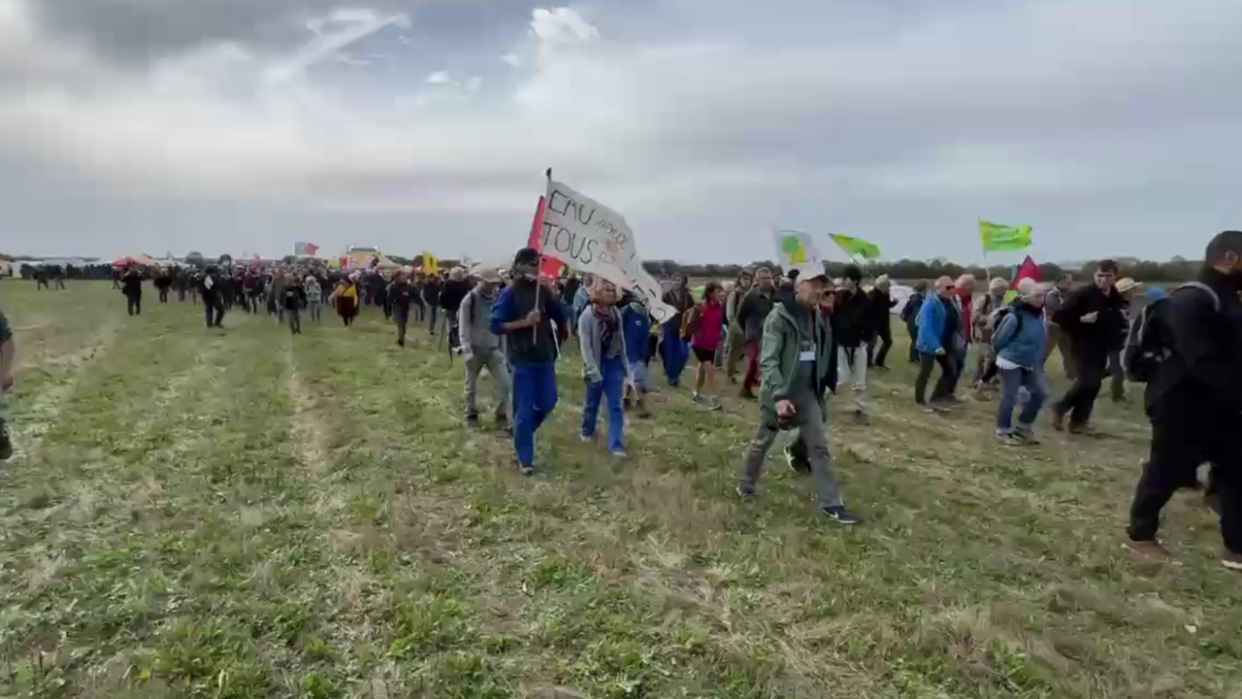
[{"x1": 3, "y1": 253, "x2": 1205, "y2": 284}]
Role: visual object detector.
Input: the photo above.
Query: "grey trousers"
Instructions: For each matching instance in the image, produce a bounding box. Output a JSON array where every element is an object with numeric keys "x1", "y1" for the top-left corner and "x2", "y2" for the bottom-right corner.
[
  {"x1": 464, "y1": 348, "x2": 511, "y2": 420},
  {"x1": 738, "y1": 399, "x2": 843, "y2": 509}
]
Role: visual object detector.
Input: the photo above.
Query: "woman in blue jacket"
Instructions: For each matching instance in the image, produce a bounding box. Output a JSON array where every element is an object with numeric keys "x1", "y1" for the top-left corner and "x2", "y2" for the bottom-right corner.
[
  {"x1": 914, "y1": 276, "x2": 961, "y2": 409},
  {"x1": 992, "y1": 279, "x2": 1050, "y2": 444}
]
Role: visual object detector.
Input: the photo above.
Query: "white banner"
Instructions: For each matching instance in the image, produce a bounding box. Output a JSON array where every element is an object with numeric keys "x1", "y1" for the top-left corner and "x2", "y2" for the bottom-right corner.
[{"x1": 540, "y1": 180, "x2": 678, "y2": 323}]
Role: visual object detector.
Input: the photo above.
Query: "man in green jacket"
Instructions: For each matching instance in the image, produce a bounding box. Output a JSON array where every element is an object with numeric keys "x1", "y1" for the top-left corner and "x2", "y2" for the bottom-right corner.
[{"x1": 736, "y1": 270, "x2": 860, "y2": 525}]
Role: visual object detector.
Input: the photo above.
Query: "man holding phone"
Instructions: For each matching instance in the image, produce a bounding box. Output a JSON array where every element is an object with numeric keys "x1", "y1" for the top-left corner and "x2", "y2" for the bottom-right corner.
[
  {"x1": 736, "y1": 268, "x2": 860, "y2": 525},
  {"x1": 1051, "y1": 259, "x2": 1125, "y2": 434}
]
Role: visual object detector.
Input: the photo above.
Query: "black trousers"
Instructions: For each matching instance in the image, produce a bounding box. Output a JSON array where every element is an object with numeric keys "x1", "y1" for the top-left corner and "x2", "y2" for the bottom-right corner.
[
  {"x1": 395, "y1": 310, "x2": 409, "y2": 343},
  {"x1": 158, "y1": 288, "x2": 169, "y2": 303},
  {"x1": 126, "y1": 295, "x2": 141, "y2": 316},
  {"x1": 867, "y1": 323, "x2": 893, "y2": 368},
  {"x1": 1129, "y1": 401, "x2": 1242, "y2": 553},
  {"x1": 1055, "y1": 348, "x2": 1107, "y2": 426},
  {"x1": 204, "y1": 299, "x2": 224, "y2": 327},
  {"x1": 905, "y1": 323, "x2": 919, "y2": 363},
  {"x1": 914, "y1": 351, "x2": 957, "y2": 404}
]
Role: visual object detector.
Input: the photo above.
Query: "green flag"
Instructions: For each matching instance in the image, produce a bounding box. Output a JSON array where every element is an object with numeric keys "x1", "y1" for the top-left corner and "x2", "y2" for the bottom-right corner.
[
  {"x1": 979, "y1": 220, "x2": 1033, "y2": 252},
  {"x1": 828, "y1": 233, "x2": 882, "y2": 260}
]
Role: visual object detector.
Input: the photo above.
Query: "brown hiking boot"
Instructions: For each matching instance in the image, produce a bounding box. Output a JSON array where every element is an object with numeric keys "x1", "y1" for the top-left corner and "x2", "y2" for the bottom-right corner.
[
  {"x1": 1126, "y1": 539, "x2": 1172, "y2": 561},
  {"x1": 1051, "y1": 411, "x2": 1065, "y2": 432},
  {"x1": 1069, "y1": 423, "x2": 1098, "y2": 437}
]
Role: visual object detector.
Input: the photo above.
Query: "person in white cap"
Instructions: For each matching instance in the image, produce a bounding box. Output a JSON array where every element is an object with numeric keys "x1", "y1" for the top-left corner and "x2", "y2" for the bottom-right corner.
[
  {"x1": 1107, "y1": 278, "x2": 1144, "y2": 402},
  {"x1": 459, "y1": 266, "x2": 511, "y2": 431}
]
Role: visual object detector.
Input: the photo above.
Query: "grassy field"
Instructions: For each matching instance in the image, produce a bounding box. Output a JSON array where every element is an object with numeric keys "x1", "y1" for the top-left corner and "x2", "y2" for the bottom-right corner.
[{"x1": 0, "y1": 281, "x2": 1239, "y2": 699}]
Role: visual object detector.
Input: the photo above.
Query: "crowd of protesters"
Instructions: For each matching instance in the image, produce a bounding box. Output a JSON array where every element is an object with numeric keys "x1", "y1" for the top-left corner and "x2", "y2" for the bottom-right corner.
[{"x1": 5, "y1": 232, "x2": 1242, "y2": 572}]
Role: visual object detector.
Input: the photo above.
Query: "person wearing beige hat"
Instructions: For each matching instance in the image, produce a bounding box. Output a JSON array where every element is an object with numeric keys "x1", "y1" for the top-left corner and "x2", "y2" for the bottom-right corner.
[
  {"x1": 459, "y1": 266, "x2": 511, "y2": 431},
  {"x1": 1106, "y1": 278, "x2": 1144, "y2": 402}
]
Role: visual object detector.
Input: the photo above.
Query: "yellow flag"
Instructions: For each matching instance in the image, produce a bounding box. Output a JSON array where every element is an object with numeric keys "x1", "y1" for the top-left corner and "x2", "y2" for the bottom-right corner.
[{"x1": 422, "y1": 252, "x2": 439, "y2": 275}]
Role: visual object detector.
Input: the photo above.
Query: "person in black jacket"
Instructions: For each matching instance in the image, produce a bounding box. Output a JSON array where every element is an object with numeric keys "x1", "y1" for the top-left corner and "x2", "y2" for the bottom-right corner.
[
  {"x1": 440, "y1": 268, "x2": 473, "y2": 352},
  {"x1": 423, "y1": 274, "x2": 442, "y2": 335},
  {"x1": 736, "y1": 267, "x2": 777, "y2": 399},
  {"x1": 900, "y1": 282, "x2": 927, "y2": 364},
  {"x1": 865, "y1": 275, "x2": 898, "y2": 369},
  {"x1": 833, "y1": 265, "x2": 871, "y2": 425},
  {"x1": 1127, "y1": 231, "x2": 1242, "y2": 570},
  {"x1": 390, "y1": 271, "x2": 416, "y2": 347},
  {"x1": 1050, "y1": 259, "x2": 1125, "y2": 433},
  {"x1": 200, "y1": 266, "x2": 226, "y2": 328},
  {"x1": 121, "y1": 266, "x2": 144, "y2": 316},
  {"x1": 282, "y1": 271, "x2": 307, "y2": 335}
]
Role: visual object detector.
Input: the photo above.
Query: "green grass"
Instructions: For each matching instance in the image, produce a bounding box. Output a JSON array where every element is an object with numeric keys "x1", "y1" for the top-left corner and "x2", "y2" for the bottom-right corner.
[{"x1": 0, "y1": 281, "x2": 1239, "y2": 698}]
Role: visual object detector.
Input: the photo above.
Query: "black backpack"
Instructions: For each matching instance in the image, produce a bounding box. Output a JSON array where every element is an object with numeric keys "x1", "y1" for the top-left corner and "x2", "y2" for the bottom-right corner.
[
  {"x1": 988, "y1": 306, "x2": 1023, "y2": 350},
  {"x1": 1123, "y1": 282, "x2": 1220, "y2": 383}
]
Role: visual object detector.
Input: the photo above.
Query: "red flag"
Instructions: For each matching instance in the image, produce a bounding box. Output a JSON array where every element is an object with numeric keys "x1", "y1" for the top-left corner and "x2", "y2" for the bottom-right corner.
[
  {"x1": 1011, "y1": 255, "x2": 1041, "y2": 289},
  {"x1": 527, "y1": 196, "x2": 563, "y2": 277},
  {"x1": 306, "y1": 242, "x2": 320, "y2": 256}
]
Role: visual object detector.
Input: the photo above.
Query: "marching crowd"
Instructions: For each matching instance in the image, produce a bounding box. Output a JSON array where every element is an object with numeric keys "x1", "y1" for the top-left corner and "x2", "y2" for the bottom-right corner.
[{"x1": 4, "y1": 231, "x2": 1242, "y2": 569}]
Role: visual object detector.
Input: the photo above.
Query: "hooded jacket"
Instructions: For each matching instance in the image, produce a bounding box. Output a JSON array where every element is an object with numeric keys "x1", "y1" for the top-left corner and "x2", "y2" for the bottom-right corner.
[
  {"x1": 759, "y1": 291, "x2": 836, "y2": 423},
  {"x1": 459, "y1": 286, "x2": 502, "y2": 356},
  {"x1": 991, "y1": 302, "x2": 1047, "y2": 368}
]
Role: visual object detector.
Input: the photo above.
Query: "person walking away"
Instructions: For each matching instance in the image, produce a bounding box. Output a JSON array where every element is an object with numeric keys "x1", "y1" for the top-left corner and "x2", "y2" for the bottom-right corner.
[
  {"x1": 304, "y1": 275, "x2": 323, "y2": 323},
  {"x1": 683, "y1": 282, "x2": 726, "y2": 409},
  {"x1": 460, "y1": 268, "x2": 511, "y2": 430},
  {"x1": 155, "y1": 269, "x2": 172, "y2": 303},
  {"x1": 578, "y1": 280, "x2": 630, "y2": 457},
  {"x1": 621, "y1": 292, "x2": 654, "y2": 418},
  {"x1": 1126, "y1": 230, "x2": 1242, "y2": 570},
  {"x1": 865, "y1": 275, "x2": 898, "y2": 369},
  {"x1": 914, "y1": 277, "x2": 961, "y2": 411},
  {"x1": 724, "y1": 269, "x2": 754, "y2": 382},
  {"x1": 422, "y1": 273, "x2": 442, "y2": 335},
  {"x1": 660, "y1": 275, "x2": 695, "y2": 387},
  {"x1": 833, "y1": 265, "x2": 871, "y2": 425},
  {"x1": 440, "y1": 268, "x2": 473, "y2": 352},
  {"x1": 1042, "y1": 274, "x2": 1076, "y2": 379},
  {"x1": 1108, "y1": 278, "x2": 1143, "y2": 402},
  {"x1": 121, "y1": 266, "x2": 144, "y2": 316},
  {"x1": 737, "y1": 267, "x2": 777, "y2": 399},
  {"x1": 991, "y1": 279, "x2": 1049, "y2": 444},
  {"x1": 390, "y1": 271, "x2": 415, "y2": 346},
  {"x1": 900, "y1": 281, "x2": 927, "y2": 364},
  {"x1": 490, "y1": 247, "x2": 565, "y2": 476},
  {"x1": 972, "y1": 277, "x2": 1011, "y2": 390},
  {"x1": 736, "y1": 270, "x2": 859, "y2": 524},
  {"x1": 35, "y1": 267, "x2": 49, "y2": 290},
  {"x1": 0, "y1": 305, "x2": 15, "y2": 460},
  {"x1": 1050, "y1": 260, "x2": 1125, "y2": 434}
]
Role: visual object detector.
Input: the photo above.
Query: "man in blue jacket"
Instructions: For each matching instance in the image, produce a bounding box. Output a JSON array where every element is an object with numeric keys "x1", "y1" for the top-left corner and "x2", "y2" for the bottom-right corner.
[
  {"x1": 913, "y1": 276, "x2": 960, "y2": 410},
  {"x1": 490, "y1": 247, "x2": 565, "y2": 476}
]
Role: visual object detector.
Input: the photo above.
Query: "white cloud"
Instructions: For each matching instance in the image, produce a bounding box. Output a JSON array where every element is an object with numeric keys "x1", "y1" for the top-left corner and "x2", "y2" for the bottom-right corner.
[{"x1": 0, "y1": 0, "x2": 1239, "y2": 260}]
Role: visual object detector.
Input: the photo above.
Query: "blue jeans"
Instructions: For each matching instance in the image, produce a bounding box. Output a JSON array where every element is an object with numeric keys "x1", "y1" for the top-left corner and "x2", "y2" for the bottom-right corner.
[
  {"x1": 660, "y1": 321, "x2": 689, "y2": 385},
  {"x1": 997, "y1": 366, "x2": 1047, "y2": 432},
  {"x1": 582, "y1": 356, "x2": 626, "y2": 452},
  {"x1": 511, "y1": 362, "x2": 558, "y2": 465}
]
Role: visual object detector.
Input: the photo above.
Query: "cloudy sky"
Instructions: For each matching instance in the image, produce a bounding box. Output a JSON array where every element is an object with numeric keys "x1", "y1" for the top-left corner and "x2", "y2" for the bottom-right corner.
[{"x1": 0, "y1": 0, "x2": 1238, "y2": 263}]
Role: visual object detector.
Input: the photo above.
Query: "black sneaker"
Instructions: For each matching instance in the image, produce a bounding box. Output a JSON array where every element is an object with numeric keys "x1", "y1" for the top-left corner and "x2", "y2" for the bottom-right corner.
[
  {"x1": 519, "y1": 462, "x2": 535, "y2": 477},
  {"x1": 783, "y1": 445, "x2": 810, "y2": 474},
  {"x1": 397, "y1": 338, "x2": 405, "y2": 347},
  {"x1": 465, "y1": 414, "x2": 480, "y2": 428},
  {"x1": 0, "y1": 424, "x2": 11, "y2": 461},
  {"x1": 735, "y1": 485, "x2": 755, "y2": 501},
  {"x1": 823, "y1": 505, "x2": 861, "y2": 525}
]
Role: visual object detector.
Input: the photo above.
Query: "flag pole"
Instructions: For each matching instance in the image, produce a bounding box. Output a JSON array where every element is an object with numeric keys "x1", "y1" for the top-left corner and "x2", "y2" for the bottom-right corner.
[
  {"x1": 979, "y1": 218, "x2": 992, "y2": 281},
  {"x1": 533, "y1": 168, "x2": 552, "y2": 341}
]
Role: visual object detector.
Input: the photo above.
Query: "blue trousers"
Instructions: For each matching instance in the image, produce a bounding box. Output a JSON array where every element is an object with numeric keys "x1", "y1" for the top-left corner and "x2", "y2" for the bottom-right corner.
[
  {"x1": 660, "y1": 321, "x2": 689, "y2": 385},
  {"x1": 511, "y1": 362, "x2": 558, "y2": 465},
  {"x1": 582, "y1": 356, "x2": 626, "y2": 452},
  {"x1": 997, "y1": 366, "x2": 1047, "y2": 432}
]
